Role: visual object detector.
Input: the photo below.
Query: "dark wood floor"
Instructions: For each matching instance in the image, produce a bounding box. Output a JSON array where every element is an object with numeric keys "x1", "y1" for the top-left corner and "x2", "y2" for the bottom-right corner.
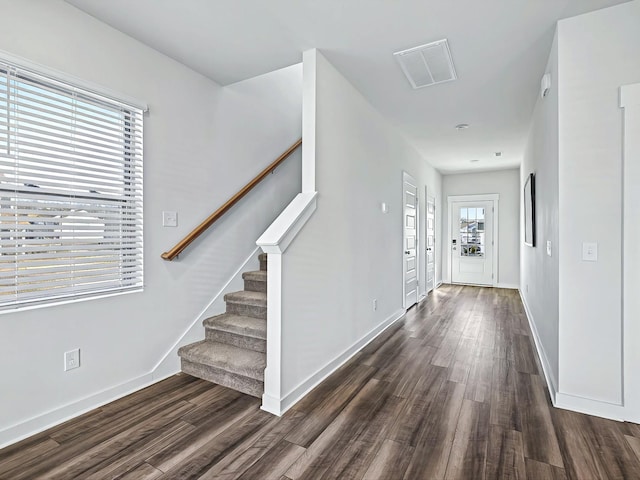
[{"x1": 3, "y1": 285, "x2": 640, "y2": 479}]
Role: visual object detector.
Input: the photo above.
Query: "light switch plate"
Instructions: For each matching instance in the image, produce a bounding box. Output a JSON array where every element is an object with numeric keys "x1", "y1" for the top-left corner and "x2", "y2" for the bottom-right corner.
[
  {"x1": 546, "y1": 240, "x2": 552, "y2": 257},
  {"x1": 162, "y1": 211, "x2": 177, "y2": 227},
  {"x1": 64, "y1": 349, "x2": 80, "y2": 371},
  {"x1": 582, "y1": 242, "x2": 598, "y2": 262}
]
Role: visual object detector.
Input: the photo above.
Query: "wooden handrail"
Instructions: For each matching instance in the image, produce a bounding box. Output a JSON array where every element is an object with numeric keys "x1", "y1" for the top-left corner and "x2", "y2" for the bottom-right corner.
[{"x1": 161, "y1": 138, "x2": 302, "y2": 261}]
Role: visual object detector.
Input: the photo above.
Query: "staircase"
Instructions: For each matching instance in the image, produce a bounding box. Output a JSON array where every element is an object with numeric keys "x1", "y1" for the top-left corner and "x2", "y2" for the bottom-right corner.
[{"x1": 178, "y1": 253, "x2": 267, "y2": 397}]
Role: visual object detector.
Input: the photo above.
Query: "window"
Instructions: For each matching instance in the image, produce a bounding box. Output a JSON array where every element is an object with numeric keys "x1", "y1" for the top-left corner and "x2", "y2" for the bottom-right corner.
[
  {"x1": 459, "y1": 207, "x2": 485, "y2": 257},
  {"x1": 0, "y1": 60, "x2": 143, "y2": 310}
]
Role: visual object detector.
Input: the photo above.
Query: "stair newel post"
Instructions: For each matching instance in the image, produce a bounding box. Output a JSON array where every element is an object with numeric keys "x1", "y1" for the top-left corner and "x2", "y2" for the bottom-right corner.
[
  {"x1": 256, "y1": 191, "x2": 318, "y2": 414},
  {"x1": 260, "y1": 250, "x2": 283, "y2": 415}
]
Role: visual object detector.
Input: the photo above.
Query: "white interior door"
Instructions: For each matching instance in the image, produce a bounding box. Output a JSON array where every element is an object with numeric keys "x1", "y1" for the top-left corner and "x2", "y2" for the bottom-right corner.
[
  {"x1": 451, "y1": 201, "x2": 493, "y2": 286},
  {"x1": 426, "y1": 193, "x2": 436, "y2": 293},
  {"x1": 403, "y1": 172, "x2": 418, "y2": 309}
]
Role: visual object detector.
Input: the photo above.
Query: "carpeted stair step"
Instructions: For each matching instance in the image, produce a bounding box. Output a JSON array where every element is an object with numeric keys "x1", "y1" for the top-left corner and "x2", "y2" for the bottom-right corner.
[
  {"x1": 178, "y1": 340, "x2": 265, "y2": 397},
  {"x1": 204, "y1": 313, "x2": 266, "y2": 352},
  {"x1": 243, "y1": 270, "x2": 267, "y2": 293},
  {"x1": 259, "y1": 253, "x2": 267, "y2": 271},
  {"x1": 225, "y1": 290, "x2": 266, "y2": 319}
]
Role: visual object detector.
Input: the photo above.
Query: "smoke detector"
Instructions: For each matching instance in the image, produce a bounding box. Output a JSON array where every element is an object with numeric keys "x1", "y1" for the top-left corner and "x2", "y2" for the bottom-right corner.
[{"x1": 394, "y1": 39, "x2": 457, "y2": 89}]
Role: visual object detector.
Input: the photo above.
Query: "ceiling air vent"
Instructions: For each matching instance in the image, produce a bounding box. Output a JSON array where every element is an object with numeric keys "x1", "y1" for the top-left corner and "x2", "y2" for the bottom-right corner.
[{"x1": 394, "y1": 39, "x2": 457, "y2": 89}]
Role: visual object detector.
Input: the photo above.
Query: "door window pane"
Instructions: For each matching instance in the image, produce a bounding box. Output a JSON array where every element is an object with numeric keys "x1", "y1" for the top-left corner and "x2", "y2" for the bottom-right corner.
[{"x1": 459, "y1": 205, "x2": 485, "y2": 257}]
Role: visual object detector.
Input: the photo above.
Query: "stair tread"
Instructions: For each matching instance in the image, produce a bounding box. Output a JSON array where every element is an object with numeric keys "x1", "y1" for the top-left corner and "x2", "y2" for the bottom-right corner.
[
  {"x1": 204, "y1": 314, "x2": 266, "y2": 340},
  {"x1": 224, "y1": 290, "x2": 267, "y2": 307},
  {"x1": 178, "y1": 341, "x2": 265, "y2": 381},
  {"x1": 242, "y1": 270, "x2": 267, "y2": 281}
]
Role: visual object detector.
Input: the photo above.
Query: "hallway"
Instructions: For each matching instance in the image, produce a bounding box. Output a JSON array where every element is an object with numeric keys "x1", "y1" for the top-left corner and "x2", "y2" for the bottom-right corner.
[{"x1": 2, "y1": 285, "x2": 639, "y2": 479}]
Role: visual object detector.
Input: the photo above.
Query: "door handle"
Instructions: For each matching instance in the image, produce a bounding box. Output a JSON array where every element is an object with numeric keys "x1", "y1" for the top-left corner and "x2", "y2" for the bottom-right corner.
[{"x1": 405, "y1": 250, "x2": 410, "y2": 255}]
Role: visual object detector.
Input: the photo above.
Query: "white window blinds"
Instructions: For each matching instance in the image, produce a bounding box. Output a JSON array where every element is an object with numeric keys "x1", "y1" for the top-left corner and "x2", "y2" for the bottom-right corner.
[{"x1": 0, "y1": 61, "x2": 143, "y2": 310}]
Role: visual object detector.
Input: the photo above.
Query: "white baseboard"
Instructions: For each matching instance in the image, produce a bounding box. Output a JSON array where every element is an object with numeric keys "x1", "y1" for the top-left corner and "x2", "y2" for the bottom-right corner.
[
  {"x1": 555, "y1": 392, "x2": 625, "y2": 421},
  {"x1": 270, "y1": 308, "x2": 406, "y2": 416},
  {"x1": 0, "y1": 248, "x2": 260, "y2": 449},
  {"x1": 518, "y1": 290, "x2": 558, "y2": 404},
  {"x1": 496, "y1": 283, "x2": 519, "y2": 289}
]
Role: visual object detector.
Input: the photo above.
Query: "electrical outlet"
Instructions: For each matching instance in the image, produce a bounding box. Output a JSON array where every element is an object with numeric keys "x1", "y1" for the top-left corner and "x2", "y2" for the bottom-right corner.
[
  {"x1": 582, "y1": 242, "x2": 598, "y2": 262},
  {"x1": 64, "y1": 349, "x2": 80, "y2": 371},
  {"x1": 373, "y1": 299, "x2": 378, "y2": 311}
]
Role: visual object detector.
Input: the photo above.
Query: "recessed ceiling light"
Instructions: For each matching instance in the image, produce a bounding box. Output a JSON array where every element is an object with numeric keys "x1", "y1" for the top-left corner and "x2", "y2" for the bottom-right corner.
[
  {"x1": 470, "y1": 159, "x2": 479, "y2": 163},
  {"x1": 455, "y1": 124, "x2": 469, "y2": 130}
]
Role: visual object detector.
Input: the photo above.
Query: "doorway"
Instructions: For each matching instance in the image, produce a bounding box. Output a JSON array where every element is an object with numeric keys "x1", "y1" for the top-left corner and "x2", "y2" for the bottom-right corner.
[
  {"x1": 448, "y1": 195, "x2": 498, "y2": 286},
  {"x1": 426, "y1": 192, "x2": 436, "y2": 294},
  {"x1": 403, "y1": 172, "x2": 418, "y2": 309}
]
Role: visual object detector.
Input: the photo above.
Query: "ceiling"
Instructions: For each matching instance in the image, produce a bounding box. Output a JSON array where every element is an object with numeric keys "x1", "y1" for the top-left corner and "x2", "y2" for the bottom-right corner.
[{"x1": 66, "y1": 0, "x2": 630, "y2": 174}]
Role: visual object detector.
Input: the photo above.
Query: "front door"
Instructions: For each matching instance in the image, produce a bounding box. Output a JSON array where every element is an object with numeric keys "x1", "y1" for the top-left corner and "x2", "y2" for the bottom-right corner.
[
  {"x1": 403, "y1": 172, "x2": 418, "y2": 309},
  {"x1": 451, "y1": 201, "x2": 493, "y2": 286},
  {"x1": 426, "y1": 194, "x2": 436, "y2": 293}
]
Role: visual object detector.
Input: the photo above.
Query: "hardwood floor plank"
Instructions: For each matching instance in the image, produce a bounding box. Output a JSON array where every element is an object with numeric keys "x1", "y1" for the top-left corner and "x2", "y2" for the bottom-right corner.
[
  {"x1": 489, "y1": 356, "x2": 521, "y2": 431},
  {"x1": 117, "y1": 462, "x2": 163, "y2": 480},
  {"x1": 158, "y1": 409, "x2": 276, "y2": 479},
  {"x1": 402, "y1": 381, "x2": 466, "y2": 480},
  {"x1": 285, "y1": 378, "x2": 392, "y2": 479},
  {"x1": 310, "y1": 392, "x2": 405, "y2": 480},
  {"x1": 146, "y1": 396, "x2": 258, "y2": 474},
  {"x1": 202, "y1": 410, "x2": 306, "y2": 479},
  {"x1": 84, "y1": 421, "x2": 196, "y2": 480},
  {"x1": 485, "y1": 425, "x2": 526, "y2": 480},
  {"x1": 32, "y1": 401, "x2": 195, "y2": 480},
  {"x1": 443, "y1": 399, "x2": 490, "y2": 480},
  {"x1": 284, "y1": 364, "x2": 377, "y2": 448},
  {"x1": 548, "y1": 407, "x2": 608, "y2": 479},
  {"x1": 0, "y1": 438, "x2": 59, "y2": 476},
  {"x1": 236, "y1": 440, "x2": 306, "y2": 480},
  {"x1": 386, "y1": 365, "x2": 447, "y2": 447},
  {"x1": 464, "y1": 345, "x2": 494, "y2": 403},
  {"x1": 515, "y1": 372, "x2": 563, "y2": 468},
  {"x1": 524, "y1": 458, "x2": 568, "y2": 480},
  {"x1": 513, "y1": 334, "x2": 539, "y2": 374},
  {"x1": 586, "y1": 415, "x2": 640, "y2": 479},
  {"x1": 625, "y1": 434, "x2": 640, "y2": 462},
  {"x1": 361, "y1": 439, "x2": 414, "y2": 480},
  {"x1": 448, "y1": 334, "x2": 476, "y2": 384}
]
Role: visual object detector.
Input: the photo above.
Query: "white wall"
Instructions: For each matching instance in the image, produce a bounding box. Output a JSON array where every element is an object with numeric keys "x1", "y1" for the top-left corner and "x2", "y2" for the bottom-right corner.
[
  {"x1": 0, "y1": 0, "x2": 302, "y2": 447},
  {"x1": 442, "y1": 169, "x2": 520, "y2": 288},
  {"x1": 521, "y1": 31, "x2": 560, "y2": 394},
  {"x1": 278, "y1": 51, "x2": 442, "y2": 404},
  {"x1": 521, "y1": 1, "x2": 640, "y2": 419},
  {"x1": 557, "y1": 1, "x2": 640, "y2": 409}
]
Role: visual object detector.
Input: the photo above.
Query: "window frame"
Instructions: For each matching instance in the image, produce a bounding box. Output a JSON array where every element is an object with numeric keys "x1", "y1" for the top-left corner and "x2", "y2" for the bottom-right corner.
[{"x1": 0, "y1": 55, "x2": 146, "y2": 312}]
